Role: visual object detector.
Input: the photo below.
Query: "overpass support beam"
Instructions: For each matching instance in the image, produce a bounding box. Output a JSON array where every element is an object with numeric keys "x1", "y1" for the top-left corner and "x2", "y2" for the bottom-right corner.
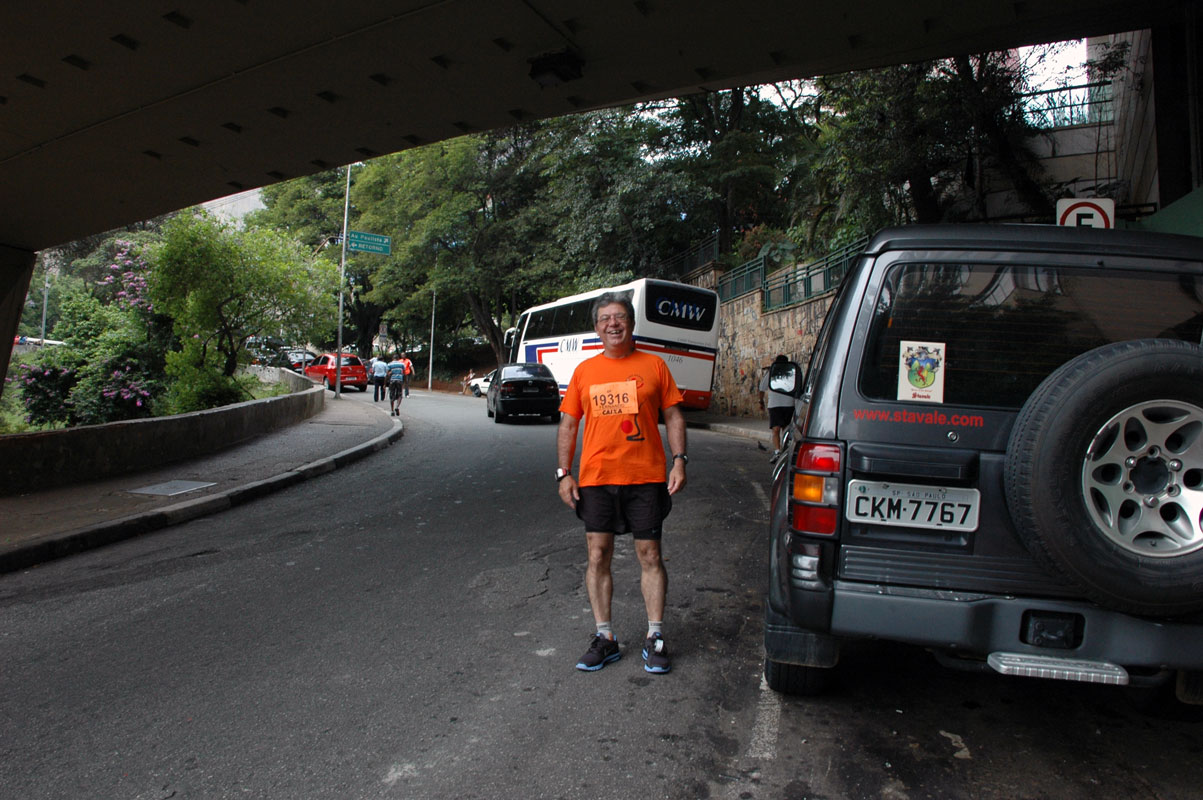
[
  {"x1": 1153, "y1": 2, "x2": 1203, "y2": 207},
  {"x1": 0, "y1": 246, "x2": 36, "y2": 399}
]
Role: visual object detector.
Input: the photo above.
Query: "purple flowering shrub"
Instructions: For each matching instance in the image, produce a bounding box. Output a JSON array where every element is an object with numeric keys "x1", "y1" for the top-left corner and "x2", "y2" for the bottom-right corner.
[
  {"x1": 19, "y1": 275, "x2": 167, "y2": 426},
  {"x1": 14, "y1": 353, "x2": 80, "y2": 426},
  {"x1": 69, "y1": 346, "x2": 162, "y2": 424},
  {"x1": 99, "y1": 240, "x2": 154, "y2": 314}
]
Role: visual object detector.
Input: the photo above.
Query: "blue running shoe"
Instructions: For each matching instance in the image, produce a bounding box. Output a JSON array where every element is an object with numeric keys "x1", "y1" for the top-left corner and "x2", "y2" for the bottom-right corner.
[
  {"x1": 643, "y1": 634, "x2": 671, "y2": 673},
  {"x1": 576, "y1": 634, "x2": 620, "y2": 671}
]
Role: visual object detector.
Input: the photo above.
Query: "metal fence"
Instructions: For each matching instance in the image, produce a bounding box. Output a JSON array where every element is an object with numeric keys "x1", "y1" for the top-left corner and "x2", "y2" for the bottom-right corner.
[
  {"x1": 716, "y1": 255, "x2": 766, "y2": 302},
  {"x1": 718, "y1": 237, "x2": 868, "y2": 310},
  {"x1": 657, "y1": 232, "x2": 719, "y2": 276},
  {"x1": 1021, "y1": 81, "x2": 1114, "y2": 129}
]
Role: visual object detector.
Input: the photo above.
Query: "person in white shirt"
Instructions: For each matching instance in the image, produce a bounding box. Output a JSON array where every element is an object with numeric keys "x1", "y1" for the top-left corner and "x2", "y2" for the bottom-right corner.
[
  {"x1": 371, "y1": 356, "x2": 390, "y2": 402},
  {"x1": 758, "y1": 354, "x2": 795, "y2": 457}
]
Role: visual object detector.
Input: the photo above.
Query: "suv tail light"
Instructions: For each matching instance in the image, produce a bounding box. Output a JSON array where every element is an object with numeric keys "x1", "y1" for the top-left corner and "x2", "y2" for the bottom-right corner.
[{"x1": 791, "y1": 443, "x2": 842, "y2": 535}]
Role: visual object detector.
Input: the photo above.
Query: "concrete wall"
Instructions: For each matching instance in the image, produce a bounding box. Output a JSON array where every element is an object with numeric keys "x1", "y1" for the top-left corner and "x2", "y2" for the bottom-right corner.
[
  {"x1": 0, "y1": 369, "x2": 324, "y2": 496},
  {"x1": 711, "y1": 287, "x2": 833, "y2": 418},
  {"x1": 1107, "y1": 29, "x2": 1161, "y2": 206}
]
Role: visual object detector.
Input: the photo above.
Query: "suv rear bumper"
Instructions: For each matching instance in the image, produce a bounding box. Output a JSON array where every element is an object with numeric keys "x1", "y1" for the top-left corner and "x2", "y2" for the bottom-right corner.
[{"x1": 829, "y1": 580, "x2": 1203, "y2": 670}]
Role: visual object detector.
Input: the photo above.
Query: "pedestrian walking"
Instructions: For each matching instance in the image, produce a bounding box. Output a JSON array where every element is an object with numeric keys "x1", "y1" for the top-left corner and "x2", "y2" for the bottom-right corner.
[
  {"x1": 371, "y1": 355, "x2": 389, "y2": 402},
  {"x1": 401, "y1": 352, "x2": 414, "y2": 397},
  {"x1": 556, "y1": 290, "x2": 687, "y2": 675},
  {"x1": 387, "y1": 354, "x2": 406, "y2": 416},
  {"x1": 759, "y1": 354, "x2": 795, "y2": 458}
]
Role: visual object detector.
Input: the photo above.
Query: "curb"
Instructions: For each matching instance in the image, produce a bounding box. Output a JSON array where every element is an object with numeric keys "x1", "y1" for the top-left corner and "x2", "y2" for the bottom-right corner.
[
  {"x1": 685, "y1": 419, "x2": 772, "y2": 444},
  {"x1": 0, "y1": 419, "x2": 404, "y2": 574}
]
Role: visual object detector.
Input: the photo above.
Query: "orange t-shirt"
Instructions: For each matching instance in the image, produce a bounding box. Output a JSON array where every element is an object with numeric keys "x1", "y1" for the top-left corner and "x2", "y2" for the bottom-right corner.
[{"x1": 560, "y1": 349, "x2": 684, "y2": 486}]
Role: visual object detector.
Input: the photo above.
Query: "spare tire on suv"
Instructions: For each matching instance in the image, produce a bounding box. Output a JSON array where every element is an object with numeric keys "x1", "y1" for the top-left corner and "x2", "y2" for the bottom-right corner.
[{"x1": 1004, "y1": 338, "x2": 1203, "y2": 617}]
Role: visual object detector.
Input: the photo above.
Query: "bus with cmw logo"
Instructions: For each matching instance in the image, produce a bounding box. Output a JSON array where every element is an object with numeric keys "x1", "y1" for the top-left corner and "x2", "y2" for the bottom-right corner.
[{"x1": 504, "y1": 278, "x2": 720, "y2": 409}]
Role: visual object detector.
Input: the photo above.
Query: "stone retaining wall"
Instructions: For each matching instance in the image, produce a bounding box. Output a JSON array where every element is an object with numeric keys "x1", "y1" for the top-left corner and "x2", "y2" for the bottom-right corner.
[
  {"x1": 0, "y1": 368, "x2": 324, "y2": 496},
  {"x1": 711, "y1": 290, "x2": 834, "y2": 418}
]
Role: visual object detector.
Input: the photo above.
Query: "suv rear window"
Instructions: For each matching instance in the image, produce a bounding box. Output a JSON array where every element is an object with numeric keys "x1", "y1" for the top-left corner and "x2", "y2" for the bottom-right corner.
[
  {"x1": 503, "y1": 364, "x2": 553, "y2": 379},
  {"x1": 860, "y1": 262, "x2": 1203, "y2": 408}
]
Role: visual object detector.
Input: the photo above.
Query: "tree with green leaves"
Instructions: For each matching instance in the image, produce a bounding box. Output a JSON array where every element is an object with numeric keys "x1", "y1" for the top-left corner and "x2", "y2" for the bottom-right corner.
[
  {"x1": 362, "y1": 131, "x2": 554, "y2": 365},
  {"x1": 249, "y1": 169, "x2": 389, "y2": 357},
  {"x1": 650, "y1": 87, "x2": 810, "y2": 259},
  {"x1": 799, "y1": 52, "x2": 1054, "y2": 247},
  {"x1": 149, "y1": 212, "x2": 335, "y2": 389},
  {"x1": 537, "y1": 109, "x2": 713, "y2": 281}
]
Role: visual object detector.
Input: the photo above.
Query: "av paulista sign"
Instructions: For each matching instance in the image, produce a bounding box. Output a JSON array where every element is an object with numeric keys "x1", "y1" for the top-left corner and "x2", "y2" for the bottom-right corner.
[
  {"x1": 1056, "y1": 198, "x2": 1115, "y2": 229},
  {"x1": 346, "y1": 230, "x2": 392, "y2": 254}
]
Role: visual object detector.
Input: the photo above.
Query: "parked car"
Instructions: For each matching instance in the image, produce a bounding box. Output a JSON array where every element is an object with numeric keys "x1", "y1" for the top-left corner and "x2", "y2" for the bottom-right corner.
[
  {"x1": 764, "y1": 224, "x2": 1203, "y2": 706},
  {"x1": 469, "y1": 369, "x2": 495, "y2": 397},
  {"x1": 486, "y1": 363, "x2": 560, "y2": 423},
  {"x1": 269, "y1": 347, "x2": 317, "y2": 372},
  {"x1": 305, "y1": 352, "x2": 368, "y2": 391}
]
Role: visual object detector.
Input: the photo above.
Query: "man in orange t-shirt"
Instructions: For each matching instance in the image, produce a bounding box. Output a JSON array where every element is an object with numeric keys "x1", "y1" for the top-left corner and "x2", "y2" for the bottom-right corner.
[
  {"x1": 400, "y1": 353, "x2": 414, "y2": 397},
  {"x1": 557, "y1": 291, "x2": 687, "y2": 675}
]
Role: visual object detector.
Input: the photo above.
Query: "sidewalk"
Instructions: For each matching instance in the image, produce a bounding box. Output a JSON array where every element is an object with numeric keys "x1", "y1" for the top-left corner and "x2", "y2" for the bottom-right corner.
[{"x1": 0, "y1": 396, "x2": 769, "y2": 573}]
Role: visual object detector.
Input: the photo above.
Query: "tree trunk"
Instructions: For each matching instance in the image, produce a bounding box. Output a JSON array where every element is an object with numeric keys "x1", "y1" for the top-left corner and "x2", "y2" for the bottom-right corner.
[
  {"x1": 953, "y1": 55, "x2": 1054, "y2": 220},
  {"x1": 907, "y1": 172, "x2": 943, "y2": 223}
]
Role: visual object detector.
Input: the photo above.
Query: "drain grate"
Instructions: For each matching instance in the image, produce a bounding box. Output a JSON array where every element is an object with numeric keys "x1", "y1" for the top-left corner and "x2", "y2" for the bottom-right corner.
[{"x1": 128, "y1": 479, "x2": 216, "y2": 497}]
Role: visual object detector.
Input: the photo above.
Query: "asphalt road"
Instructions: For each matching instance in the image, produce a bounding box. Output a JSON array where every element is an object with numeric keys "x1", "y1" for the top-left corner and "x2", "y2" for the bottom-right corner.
[{"x1": 1, "y1": 391, "x2": 1200, "y2": 799}]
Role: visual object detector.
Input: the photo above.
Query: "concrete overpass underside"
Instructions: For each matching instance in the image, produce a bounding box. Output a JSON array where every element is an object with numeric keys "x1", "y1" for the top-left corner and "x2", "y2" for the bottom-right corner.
[{"x1": 1, "y1": 0, "x2": 1199, "y2": 381}]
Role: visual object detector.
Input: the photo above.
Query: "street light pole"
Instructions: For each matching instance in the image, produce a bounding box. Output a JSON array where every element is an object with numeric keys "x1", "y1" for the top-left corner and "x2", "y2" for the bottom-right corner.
[
  {"x1": 427, "y1": 288, "x2": 436, "y2": 391},
  {"x1": 335, "y1": 163, "x2": 352, "y2": 398},
  {"x1": 40, "y1": 268, "x2": 49, "y2": 342}
]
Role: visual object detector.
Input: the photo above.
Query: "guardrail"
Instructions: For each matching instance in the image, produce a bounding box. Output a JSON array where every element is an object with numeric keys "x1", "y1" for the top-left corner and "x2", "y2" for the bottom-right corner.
[
  {"x1": 763, "y1": 237, "x2": 868, "y2": 311},
  {"x1": 658, "y1": 232, "x2": 719, "y2": 277},
  {"x1": 1021, "y1": 81, "x2": 1114, "y2": 129},
  {"x1": 717, "y1": 255, "x2": 766, "y2": 302},
  {"x1": 718, "y1": 237, "x2": 869, "y2": 310}
]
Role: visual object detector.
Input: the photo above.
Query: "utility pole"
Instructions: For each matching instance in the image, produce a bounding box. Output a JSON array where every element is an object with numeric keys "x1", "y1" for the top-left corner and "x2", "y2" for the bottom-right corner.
[
  {"x1": 427, "y1": 288, "x2": 436, "y2": 391},
  {"x1": 335, "y1": 163, "x2": 352, "y2": 398},
  {"x1": 40, "y1": 268, "x2": 49, "y2": 342}
]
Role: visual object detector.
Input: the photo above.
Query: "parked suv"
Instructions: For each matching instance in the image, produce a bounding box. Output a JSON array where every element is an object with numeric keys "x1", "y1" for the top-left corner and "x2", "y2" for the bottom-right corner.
[{"x1": 764, "y1": 224, "x2": 1203, "y2": 704}]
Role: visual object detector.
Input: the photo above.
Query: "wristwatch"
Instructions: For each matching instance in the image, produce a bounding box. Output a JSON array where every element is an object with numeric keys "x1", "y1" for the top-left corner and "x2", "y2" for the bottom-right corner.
[
  {"x1": 555, "y1": 467, "x2": 571, "y2": 482},
  {"x1": 672, "y1": 453, "x2": 688, "y2": 465}
]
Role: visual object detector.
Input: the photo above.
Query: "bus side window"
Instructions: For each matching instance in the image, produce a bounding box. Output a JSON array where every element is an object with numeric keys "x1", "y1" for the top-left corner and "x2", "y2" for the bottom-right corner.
[
  {"x1": 528, "y1": 309, "x2": 554, "y2": 340},
  {"x1": 560, "y1": 299, "x2": 591, "y2": 336},
  {"x1": 573, "y1": 299, "x2": 593, "y2": 333}
]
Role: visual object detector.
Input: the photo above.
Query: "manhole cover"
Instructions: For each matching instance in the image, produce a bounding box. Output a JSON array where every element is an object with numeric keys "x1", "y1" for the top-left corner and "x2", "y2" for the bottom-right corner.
[{"x1": 128, "y1": 480, "x2": 216, "y2": 497}]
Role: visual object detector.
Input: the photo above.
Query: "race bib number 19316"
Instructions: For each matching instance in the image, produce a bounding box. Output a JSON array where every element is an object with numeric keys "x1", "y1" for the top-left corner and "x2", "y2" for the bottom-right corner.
[{"x1": 590, "y1": 380, "x2": 638, "y2": 416}]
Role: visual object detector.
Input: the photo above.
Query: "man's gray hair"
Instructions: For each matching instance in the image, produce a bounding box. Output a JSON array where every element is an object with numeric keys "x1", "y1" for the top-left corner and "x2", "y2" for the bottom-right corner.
[{"x1": 591, "y1": 291, "x2": 635, "y2": 324}]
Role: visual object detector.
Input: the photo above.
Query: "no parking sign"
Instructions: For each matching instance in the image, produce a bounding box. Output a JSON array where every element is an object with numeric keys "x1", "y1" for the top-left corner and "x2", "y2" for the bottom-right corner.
[{"x1": 1056, "y1": 198, "x2": 1115, "y2": 229}]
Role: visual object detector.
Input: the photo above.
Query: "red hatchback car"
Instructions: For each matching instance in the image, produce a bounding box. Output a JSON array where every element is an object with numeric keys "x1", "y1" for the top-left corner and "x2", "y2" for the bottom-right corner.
[{"x1": 305, "y1": 352, "x2": 369, "y2": 392}]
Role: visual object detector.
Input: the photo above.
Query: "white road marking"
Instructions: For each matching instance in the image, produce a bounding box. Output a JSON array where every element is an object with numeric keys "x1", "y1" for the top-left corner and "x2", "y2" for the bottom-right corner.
[
  {"x1": 747, "y1": 675, "x2": 781, "y2": 759},
  {"x1": 748, "y1": 479, "x2": 768, "y2": 506},
  {"x1": 383, "y1": 763, "x2": 418, "y2": 785}
]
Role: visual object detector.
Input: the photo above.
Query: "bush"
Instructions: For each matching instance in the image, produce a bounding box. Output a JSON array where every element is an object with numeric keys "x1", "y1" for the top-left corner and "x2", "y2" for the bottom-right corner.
[
  {"x1": 70, "y1": 353, "x2": 160, "y2": 424},
  {"x1": 13, "y1": 348, "x2": 81, "y2": 427},
  {"x1": 163, "y1": 341, "x2": 251, "y2": 413}
]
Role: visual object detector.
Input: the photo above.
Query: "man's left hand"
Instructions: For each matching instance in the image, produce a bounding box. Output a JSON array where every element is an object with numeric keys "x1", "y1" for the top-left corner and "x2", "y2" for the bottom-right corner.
[{"x1": 667, "y1": 461, "x2": 687, "y2": 495}]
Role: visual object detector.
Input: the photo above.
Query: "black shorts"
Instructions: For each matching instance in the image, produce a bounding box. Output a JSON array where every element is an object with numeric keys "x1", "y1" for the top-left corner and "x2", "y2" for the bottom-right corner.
[
  {"x1": 389, "y1": 380, "x2": 403, "y2": 399},
  {"x1": 768, "y1": 405, "x2": 794, "y2": 429},
  {"x1": 577, "y1": 483, "x2": 672, "y2": 540}
]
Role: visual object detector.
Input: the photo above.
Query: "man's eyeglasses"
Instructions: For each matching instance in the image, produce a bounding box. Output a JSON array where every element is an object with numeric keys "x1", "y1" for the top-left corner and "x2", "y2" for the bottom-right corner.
[{"x1": 597, "y1": 313, "x2": 629, "y2": 324}]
